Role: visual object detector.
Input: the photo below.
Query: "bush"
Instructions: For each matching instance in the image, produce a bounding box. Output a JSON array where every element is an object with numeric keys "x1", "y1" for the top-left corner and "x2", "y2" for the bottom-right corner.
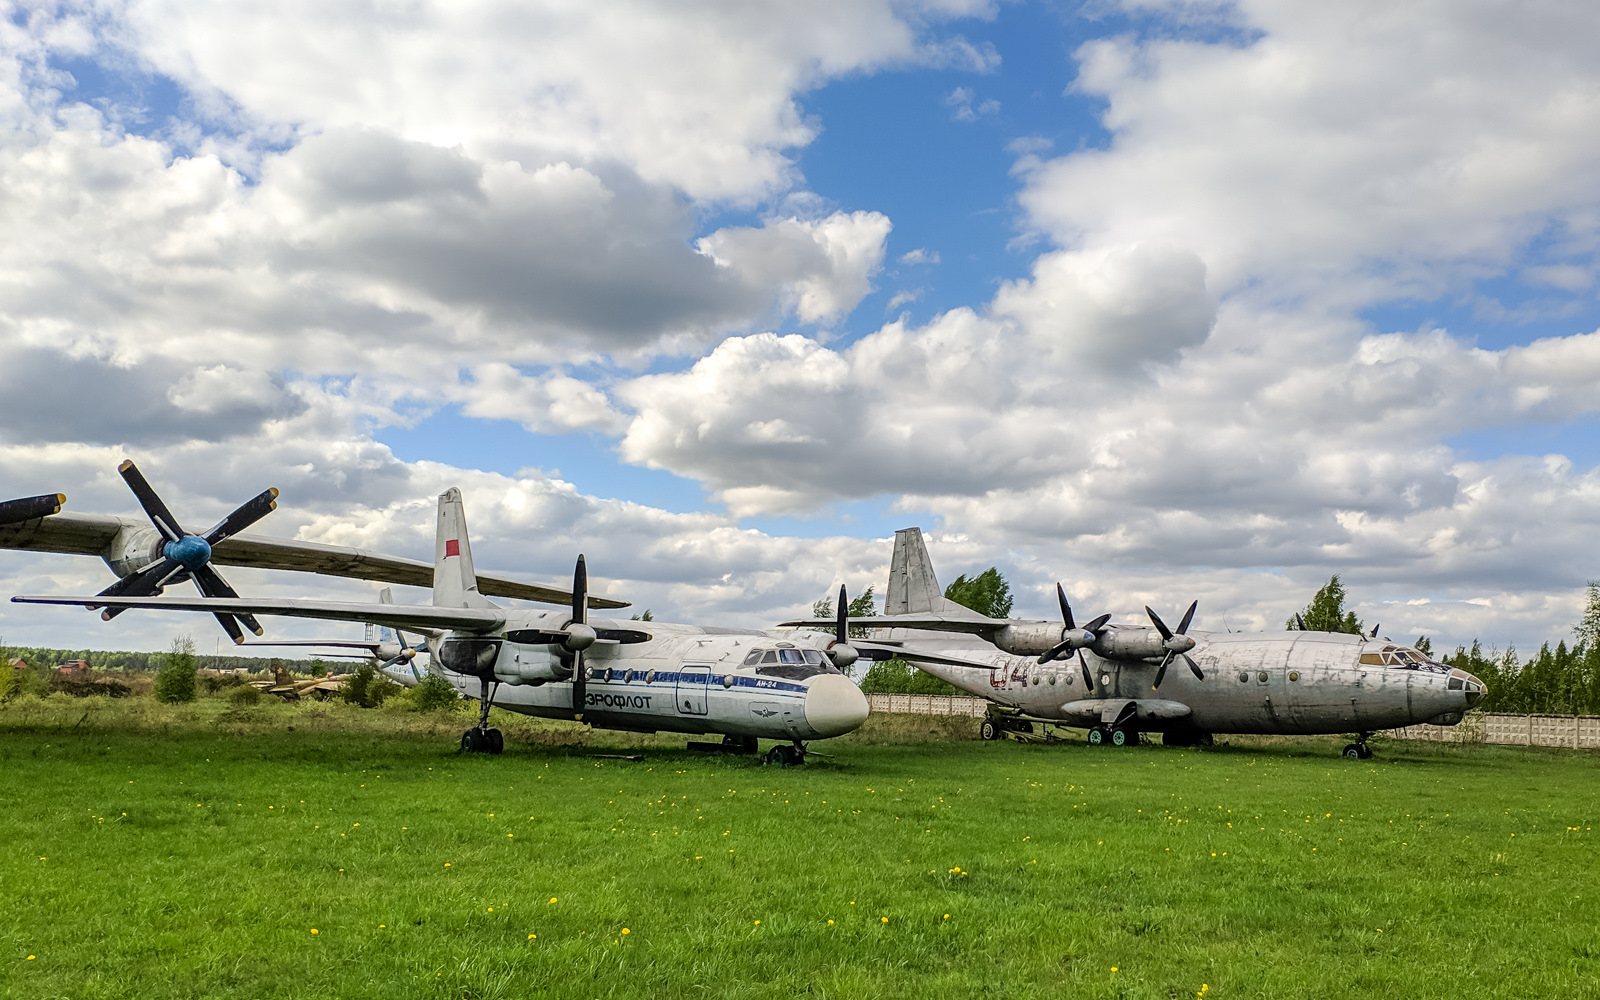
[
  {"x1": 227, "y1": 685, "x2": 263, "y2": 707},
  {"x1": 154, "y1": 636, "x2": 199, "y2": 704},
  {"x1": 409, "y1": 672, "x2": 462, "y2": 712},
  {"x1": 341, "y1": 663, "x2": 400, "y2": 708}
]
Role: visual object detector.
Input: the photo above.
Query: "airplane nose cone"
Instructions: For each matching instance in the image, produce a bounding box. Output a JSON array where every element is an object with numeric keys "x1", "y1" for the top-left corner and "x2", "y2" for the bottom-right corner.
[
  {"x1": 804, "y1": 674, "x2": 869, "y2": 737},
  {"x1": 1464, "y1": 673, "x2": 1486, "y2": 707}
]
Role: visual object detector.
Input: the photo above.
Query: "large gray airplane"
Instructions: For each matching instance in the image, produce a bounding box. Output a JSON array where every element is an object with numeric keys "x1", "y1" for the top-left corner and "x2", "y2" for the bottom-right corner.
[
  {"x1": 784, "y1": 528, "x2": 1486, "y2": 759},
  {"x1": 16, "y1": 489, "x2": 869, "y2": 765},
  {"x1": 0, "y1": 461, "x2": 625, "y2": 644}
]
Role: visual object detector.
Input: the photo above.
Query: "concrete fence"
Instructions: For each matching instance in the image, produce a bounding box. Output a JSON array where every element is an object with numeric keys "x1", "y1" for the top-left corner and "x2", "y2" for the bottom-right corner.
[
  {"x1": 865, "y1": 694, "x2": 1600, "y2": 750},
  {"x1": 1390, "y1": 713, "x2": 1600, "y2": 749}
]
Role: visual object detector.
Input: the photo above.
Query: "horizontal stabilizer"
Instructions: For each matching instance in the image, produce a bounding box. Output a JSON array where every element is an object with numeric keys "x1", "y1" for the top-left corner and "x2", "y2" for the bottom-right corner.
[{"x1": 14, "y1": 594, "x2": 504, "y2": 634}]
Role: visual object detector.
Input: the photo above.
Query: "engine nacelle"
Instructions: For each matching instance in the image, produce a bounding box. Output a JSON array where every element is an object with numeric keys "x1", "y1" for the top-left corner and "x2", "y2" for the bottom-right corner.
[
  {"x1": 494, "y1": 644, "x2": 571, "y2": 686},
  {"x1": 102, "y1": 524, "x2": 165, "y2": 578},
  {"x1": 990, "y1": 623, "x2": 1068, "y2": 657},
  {"x1": 1092, "y1": 626, "x2": 1167, "y2": 660}
]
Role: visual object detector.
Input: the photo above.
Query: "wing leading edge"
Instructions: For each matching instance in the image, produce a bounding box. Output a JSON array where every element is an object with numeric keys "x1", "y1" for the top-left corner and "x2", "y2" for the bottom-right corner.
[{"x1": 12, "y1": 594, "x2": 504, "y2": 634}]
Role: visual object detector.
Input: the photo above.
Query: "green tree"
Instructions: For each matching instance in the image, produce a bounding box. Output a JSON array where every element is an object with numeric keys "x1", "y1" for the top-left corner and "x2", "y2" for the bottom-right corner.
[
  {"x1": 857, "y1": 658, "x2": 960, "y2": 695},
  {"x1": 154, "y1": 636, "x2": 198, "y2": 704},
  {"x1": 629, "y1": 610, "x2": 654, "y2": 621},
  {"x1": 1287, "y1": 575, "x2": 1364, "y2": 634},
  {"x1": 944, "y1": 569, "x2": 1012, "y2": 619},
  {"x1": 811, "y1": 587, "x2": 877, "y2": 639},
  {"x1": 1413, "y1": 635, "x2": 1433, "y2": 657},
  {"x1": 1576, "y1": 581, "x2": 1600, "y2": 649},
  {"x1": 341, "y1": 663, "x2": 400, "y2": 708}
]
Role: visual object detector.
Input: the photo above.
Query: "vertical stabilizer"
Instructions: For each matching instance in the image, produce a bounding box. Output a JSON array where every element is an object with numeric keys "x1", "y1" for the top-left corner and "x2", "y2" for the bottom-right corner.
[
  {"x1": 885, "y1": 527, "x2": 989, "y2": 619},
  {"x1": 433, "y1": 488, "x2": 496, "y2": 609}
]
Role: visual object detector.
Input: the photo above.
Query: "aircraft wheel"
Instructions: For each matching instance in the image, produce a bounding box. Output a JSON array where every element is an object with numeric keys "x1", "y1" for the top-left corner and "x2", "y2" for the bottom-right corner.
[
  {"x1": 1357, "y1": 744, "x2": 1373, "y2": 760},
  {"x1": 461, "y1": 729, "x2": 480, "y2": 753},
  {"x1": 487, "y1": 729, "x2": 504, "y2": 755},
  {"x1": 1087, "y1": 727, "x2": 1105, "y2": 746},
  {"x1": 1110, "y1": 728, "x2": 1128, "y2": 747},
  {"x1": 979, "y1": 720, "x2": 1001, "y2": 741},
  {"x1": 1342, "y1": 743, "x2": 1363, "y2": 759},
  {"x1": 723, "y1": 734, "x2": 758, "y2": 755},
  {"x1": 766, "y1": 745, "x2": 801, "y2": 767}
]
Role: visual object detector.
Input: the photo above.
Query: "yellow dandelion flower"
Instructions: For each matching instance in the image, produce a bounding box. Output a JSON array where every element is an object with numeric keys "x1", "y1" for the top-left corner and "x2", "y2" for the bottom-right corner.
[
  {"x1": 444, "y1": 862, "x2": 451, "y2": 867},
  {"x1": 827, "y1": 919, "x2": 834, "y2": 925},
  {"x1": 1111, "y1": 966, "x2": 1118, "y2": 972},
  {"x1": 26, "y1": 955, "x2": 35, "y2": 960},
  {"x1": 943, "y1": 914, "x2": 950, "y2": 920},
  {"x1": 310, "y1": 929, "x2": 319, "y2": 935},
  {"x1": 528, "y1": 934, "x2": 537, "y2": 940},
  {"x1": 754, "y1": 920, "x2": 761, "y2": 926},
  {"x1": 549, "y1": 897, "x2": 558, "y2": 904},
  {"x1": 622, "y1": 928, "x2": 630, "y2": 935},
  {"x1": 881, "y1": 917, "x2": 888, "y2": 924}
]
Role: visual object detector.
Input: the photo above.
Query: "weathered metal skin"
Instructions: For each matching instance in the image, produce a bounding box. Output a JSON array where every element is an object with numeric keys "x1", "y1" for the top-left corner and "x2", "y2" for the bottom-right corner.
[{"x1": 877, "y1": 626, "x2": 1486, "y2": 736}]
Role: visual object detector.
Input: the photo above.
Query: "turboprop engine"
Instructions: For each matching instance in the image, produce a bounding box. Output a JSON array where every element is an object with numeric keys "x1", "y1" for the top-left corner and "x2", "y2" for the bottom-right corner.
[
  {"x1": 992, "y1": 622, "x2": 1087, "y2": 657},
  {"x1": 102, "y1": 524, "x2": 167, "y2": 578},
  {"x1": 1091, "y1": 626, "x2": 1170, "y2": 660}
]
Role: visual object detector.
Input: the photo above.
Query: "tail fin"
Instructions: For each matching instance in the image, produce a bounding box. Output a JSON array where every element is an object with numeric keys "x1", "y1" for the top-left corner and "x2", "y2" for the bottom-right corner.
[
  {"x1": 885, "y1": 527, "x2": 989, "y2": 620},
  {"x1": 433, "y1": 488, "x2": 497, "y2": 609}
]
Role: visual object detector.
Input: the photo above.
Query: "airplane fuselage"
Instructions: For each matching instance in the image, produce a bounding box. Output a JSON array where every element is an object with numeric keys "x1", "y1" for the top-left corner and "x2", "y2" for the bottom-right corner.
[
  {"x1": 875, "y1": 625, "x2": 1485, "y2": 736},
  {"x1": 434, "y1": 616, "x2": 868, "y2": 742}
]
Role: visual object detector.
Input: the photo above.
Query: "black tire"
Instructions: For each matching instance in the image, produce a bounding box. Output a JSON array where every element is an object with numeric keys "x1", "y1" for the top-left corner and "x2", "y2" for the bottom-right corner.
[
  {"x1": 1110, "y1": 728, "x2": 1128, "y2": 747},
  {"x1": 979, "y1": 720, "x2": 1001, "y2": 741},
  {"x1": 461, "y1": 729, "x2": 481, "y2": 753},
  {"x1": 487, "y1": 729, "x2": 504, "y2": 755},
  {"x1": 1342, "y1": 743, "x2": 1362, "y2": 759},
  {"x1": 765, "y1": 745, "x2": 791, "y2": 767},
  {"x1": 1357, "y1": 744, "x2": 1373, "y2": 760},
  {"x1": 1087, "y1": 727, "x2": 1105, "y2": 746}
]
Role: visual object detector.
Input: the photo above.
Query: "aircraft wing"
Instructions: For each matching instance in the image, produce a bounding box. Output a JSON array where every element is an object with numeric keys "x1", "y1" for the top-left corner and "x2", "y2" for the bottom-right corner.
[
  {"x1": 856, "y1": 641, "x2": 1006, "y2": 671},
  {"x1": 777, "y1": 614, "x2": 1003, "y2": 634},
  {"x1": 13, "y1": 594, "x2": 504, "y2": 634},
  {"x1": 0, "y1": 512, "x2": 627, "y2": 609}
]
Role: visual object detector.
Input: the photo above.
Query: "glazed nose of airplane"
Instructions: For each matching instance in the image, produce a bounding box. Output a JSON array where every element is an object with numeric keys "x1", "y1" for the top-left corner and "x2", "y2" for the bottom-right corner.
[
  {"x1": 1464, "y1": 673, "x2": 1486, "y2": 707},
  {"x1": 804, "y1": 673, "x2": 870, "y2": 737}
]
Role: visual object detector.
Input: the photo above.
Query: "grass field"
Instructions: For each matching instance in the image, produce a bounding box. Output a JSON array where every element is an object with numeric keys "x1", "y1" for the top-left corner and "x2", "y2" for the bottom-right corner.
[{"x1": 1, "y1": 695, "x2": 1597, "y2": 999}]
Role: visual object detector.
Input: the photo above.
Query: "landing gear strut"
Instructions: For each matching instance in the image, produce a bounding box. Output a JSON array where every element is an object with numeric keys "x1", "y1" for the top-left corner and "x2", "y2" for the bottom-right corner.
[
  {"x1": 722, "y1": 734, "x2": 758, "y2": 755},
  {"x1": 461, "y1": 677, "x2": 504, "y2": 754},
  {"x1": 1342, "y1": 732, "x2": 1374, "y2": 760},
  {"x1": 765, "y1": 741, "x2": 806, "y2": 767}
]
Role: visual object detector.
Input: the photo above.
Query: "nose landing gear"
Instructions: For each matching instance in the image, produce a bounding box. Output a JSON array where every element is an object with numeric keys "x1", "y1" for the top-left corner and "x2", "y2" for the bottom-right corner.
[
  {"x1": 1342, "y1": 732, "x2": 1375, "y2": 759},
  {"x1": 765, "y1": 741, "x2": 807, "y2": 767}
]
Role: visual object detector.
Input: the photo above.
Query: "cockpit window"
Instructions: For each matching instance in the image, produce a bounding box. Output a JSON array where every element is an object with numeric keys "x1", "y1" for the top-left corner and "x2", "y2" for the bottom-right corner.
[
  {"x1": 743, "y1": 649, "x2": 762, "y2": 666},
  {"x1": 1360, "y1": 643, "x2": 1449, "y2": 672},
  {"x1": 756, "y1": 655, "x2": 842, "y2": 680},
  {"x1": 779, "y1": 649, "x2": 805, "y2": 664},
  {"x1": 760, "y1": 650, "x2": 778, "y2": 664}
]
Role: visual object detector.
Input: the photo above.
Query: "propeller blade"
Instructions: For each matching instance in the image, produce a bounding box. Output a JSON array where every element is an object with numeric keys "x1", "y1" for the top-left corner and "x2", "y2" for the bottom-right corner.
[
  {"x1": 1084, "y1": 613, "x2": 1111, "y2": 633},
  {"x1": 1145, "y1": 606, "x2": 1172, "y2": 640},
  {"x1": 1056, "y1": 583, "x2": 1075, "y2": 630},
  {"x1": 572, "y1": 555, "x2": 588, "y2": 626},
  {"x1": 836, "y1": 584, "x2": 849, "y2": 645},
  {"x1": 95, "y1": 557, "x2": 176, "y2": 620},
  {"x1": 1078, "y1": 650, "x2": 1094, "y2": 692},
  {"x1": 203, "y1": 488, "x2": 280, "y2": 544},
  {"x1": 191, "y1": 564, "x2": 265, "y2": 635},
  {"x1": 1183, "y1": 653, "x2": 1204, "y2": 681},
  {"x1": 0, "y1": 493, "x2": 65, "y2": 526},
  {"x1": 117, "y1": 460, "x2": 185, "y2": 542},
  {"x1": 1037, "y1": 639, "x2": 1072, "y2": 665},
  {"x1": 1295, "y1": 613, "x2": 1307, "y2": 631},
  {"x1": 571, "y1": 649, "x2": 586, "y2": 718},
  {"x1": 1152, "y1": 652, "x2": 1171, "y2": 689},
  {"x1": 212, "y1": 611, "x2": 245, "y2": 645},
  {"x1": 1176, "y1": 600, "x2": 1197, "y2": 634}
]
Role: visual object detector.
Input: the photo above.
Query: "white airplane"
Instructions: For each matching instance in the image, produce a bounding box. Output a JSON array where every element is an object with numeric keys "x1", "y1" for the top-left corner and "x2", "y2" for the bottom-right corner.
[
  {"x1": 0, "y1": 461, "x2": 626, "y2": 644},
  {"x1": 782, "y1": 528, "x2": 1487, "y2": 759},
  {"x1": 16, "y1": 489, "x2": 870, "y2": 765}
]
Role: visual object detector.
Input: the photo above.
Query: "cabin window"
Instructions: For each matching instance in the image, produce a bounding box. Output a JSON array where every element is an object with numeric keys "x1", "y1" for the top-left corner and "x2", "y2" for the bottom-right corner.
[
  {"x1": 643, "y1": 670, "x2": 656, "y2": 684},
  {"x1": 1447, "y1": 676, "x2": 1464, "y2": 690},
  {"x1": 1257, "y1": 671, "x2": 1268, "y2": 682},
  {"x1": 1048, "y1": 674, "x2": 1057, "y2": 685},
  {"x1": 743, "y1": 650, "x2": 763, "y2": 666},
  {"x1": 1288, "y1": 671, "x2": 1299, "y2": 682},
  {"x1": 1360, "y1": 653, "x2": 1385, "y2": 665},
  {"x1": 722, "y1": 674, "x2": 734, "y2": 688},
  {"x1": 1238, "y1": 672, "x2": 1249, "y2": 683}
]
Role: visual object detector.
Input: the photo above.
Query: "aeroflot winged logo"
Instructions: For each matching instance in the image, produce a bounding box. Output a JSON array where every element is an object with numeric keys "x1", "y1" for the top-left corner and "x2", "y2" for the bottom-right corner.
[{"x1": 445, "y1": 539, "x2": 460, "y2": 557}]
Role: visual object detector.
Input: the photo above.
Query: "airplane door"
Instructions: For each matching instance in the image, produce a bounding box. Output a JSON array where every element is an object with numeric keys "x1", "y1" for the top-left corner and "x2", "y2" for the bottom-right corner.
[{"x1": 676, "y1": 665, "x2": 710, "y2": 716}]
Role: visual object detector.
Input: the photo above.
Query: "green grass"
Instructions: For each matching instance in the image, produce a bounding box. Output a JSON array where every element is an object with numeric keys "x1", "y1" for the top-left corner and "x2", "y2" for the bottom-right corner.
[{"x1": 1, "y1": 695, "x2": 1598, "y2": 999}]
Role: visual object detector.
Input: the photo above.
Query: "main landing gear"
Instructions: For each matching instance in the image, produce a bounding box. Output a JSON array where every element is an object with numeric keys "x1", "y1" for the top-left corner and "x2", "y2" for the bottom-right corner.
[
  {"x1": 1342, "y1": 732, "x2": 1375, "y2": 760},
  {"x1": 1086, "y1": 725, "x2": 1140, "y2": 747},
  {"x1": 979, "y1": 716, "x2": 1037, "y2": 741},
  {"x1": 765, "y1": 741, "x2": 807, "y2": 767},
  {"x1": 461, "y1": 677, "x2": 504, "y2": 755}
]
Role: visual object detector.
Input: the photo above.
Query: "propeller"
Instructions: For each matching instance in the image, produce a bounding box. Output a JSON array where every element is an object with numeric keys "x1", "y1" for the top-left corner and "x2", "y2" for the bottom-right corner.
[
  {"x1": 827, "y1": 584, "x2": 859, "y2": 671},
  {"x1": 1036, "y1": 584, "x2": 1111, "y2": 693},
  {"x1": 0, "y1": 493, "x2": 65, "y2": 526},
  {"x1": 1145, "y1": 601, "x2": 1204, "y2": 688},
  {"x1": 378, "y1": 631, "x2": 430, "y2": 682},
  {"x1": 568, "y1": 555, "x2": 594, "y2": 718},
  {"x1": 93, "y1": 461, "x2": 279, "y2": 644},
  {"x1": 1295, "y1": 613, "x2": 1307, "y2": 631}
]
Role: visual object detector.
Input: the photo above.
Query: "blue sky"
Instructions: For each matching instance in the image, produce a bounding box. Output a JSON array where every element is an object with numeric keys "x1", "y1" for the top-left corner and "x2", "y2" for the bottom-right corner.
[{"x1": 5, "y1": 0, "x2": 1600, "y2": 651}]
